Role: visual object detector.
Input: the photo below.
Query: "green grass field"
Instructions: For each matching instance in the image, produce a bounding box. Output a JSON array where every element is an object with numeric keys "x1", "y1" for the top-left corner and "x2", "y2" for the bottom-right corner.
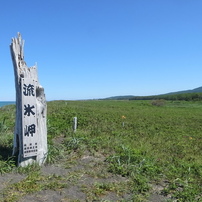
[{"x1": 0, "y1": 100, "x2": 202, "y2": 201}]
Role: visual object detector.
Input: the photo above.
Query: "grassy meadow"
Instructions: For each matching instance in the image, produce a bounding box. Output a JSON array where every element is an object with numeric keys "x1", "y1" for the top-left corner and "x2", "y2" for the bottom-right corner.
[{"x1": 0, "y1": 100, "x2": 202, "y2": 201}]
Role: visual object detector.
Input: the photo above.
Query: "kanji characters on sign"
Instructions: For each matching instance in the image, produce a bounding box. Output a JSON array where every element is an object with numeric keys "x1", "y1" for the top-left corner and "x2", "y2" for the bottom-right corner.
[
  {"x1": 21, "y1": 78, "x2": 38, "y2": 158},
  {"x1": 24, "y1": 104, "x2": 35, "y2": 116},
  {"x1": 24, "y1": 124, "x2": 36, "y2": 137},
  {"x1": 23, "y1": 84, "x2": 35, "y2": 96}
]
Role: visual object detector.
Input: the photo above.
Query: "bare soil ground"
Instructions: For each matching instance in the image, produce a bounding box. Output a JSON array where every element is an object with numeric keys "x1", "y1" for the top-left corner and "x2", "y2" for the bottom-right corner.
[
  {"x1": 0, "y1": 150, "x2": 171, "y2": 202},
  {"x1": 0, "y1": 135, "x2": 171, "y2": 202}
]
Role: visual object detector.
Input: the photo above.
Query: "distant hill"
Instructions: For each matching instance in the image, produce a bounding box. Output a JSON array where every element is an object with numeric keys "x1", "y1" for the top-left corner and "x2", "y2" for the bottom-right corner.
[
  {"x1": 165, "y1": 86, "x2": 202, "y2": 95},
  {"x1": 104, "y1": 86, "x2": 202, "y2": 100},
  {"x1": 104, "y1": 95, "x2": 134, "y2": 100}
]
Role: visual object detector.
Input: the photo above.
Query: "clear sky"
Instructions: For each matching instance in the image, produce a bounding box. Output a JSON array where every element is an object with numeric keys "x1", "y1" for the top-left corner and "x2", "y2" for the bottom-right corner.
[{"x1": 1, "y1": 0, "x2": 202, "y2": 101}]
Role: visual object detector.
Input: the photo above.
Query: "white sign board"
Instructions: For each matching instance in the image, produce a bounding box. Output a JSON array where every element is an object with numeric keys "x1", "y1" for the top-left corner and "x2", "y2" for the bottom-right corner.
[{"x1": 21, "y1": 78, "x2": 38, "y2": 158}]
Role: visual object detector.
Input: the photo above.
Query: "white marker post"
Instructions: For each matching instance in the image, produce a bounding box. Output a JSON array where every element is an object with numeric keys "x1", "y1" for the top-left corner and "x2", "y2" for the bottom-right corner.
[
  {"x1": 73, "y1": 117, "x2": 77, "y2": 133},
  {"x1": 10, "y1": 33, "x2": 47, "y2": 166}
]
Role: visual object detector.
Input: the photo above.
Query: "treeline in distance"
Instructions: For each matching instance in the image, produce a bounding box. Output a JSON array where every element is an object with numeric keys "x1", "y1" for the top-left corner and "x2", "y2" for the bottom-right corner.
[{"x1": 129, "y1": 92, "x2": 202, "y2": 101}]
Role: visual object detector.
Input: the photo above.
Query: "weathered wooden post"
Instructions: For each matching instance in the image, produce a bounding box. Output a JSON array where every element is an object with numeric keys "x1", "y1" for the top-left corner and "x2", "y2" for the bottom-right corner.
[{"x1": 10, "y1": 33, "x2": 47, "y2": 167}]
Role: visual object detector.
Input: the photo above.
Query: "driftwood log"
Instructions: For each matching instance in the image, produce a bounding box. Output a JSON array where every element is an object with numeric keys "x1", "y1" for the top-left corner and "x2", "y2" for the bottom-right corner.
[{"x1": 10, "y1": 33, "x2": 47, "y2": 167}]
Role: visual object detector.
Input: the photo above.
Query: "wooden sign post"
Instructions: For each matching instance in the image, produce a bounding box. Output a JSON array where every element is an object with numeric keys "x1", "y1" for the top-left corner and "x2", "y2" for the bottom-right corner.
[{"x1": 10, "y1": 33, "x2": 47, "y2": 166}]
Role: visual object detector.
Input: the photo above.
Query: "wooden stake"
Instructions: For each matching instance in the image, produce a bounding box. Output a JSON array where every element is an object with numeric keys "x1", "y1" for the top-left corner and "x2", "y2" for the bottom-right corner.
[
  {"x1": 73, "y1": 117, "x2": 77, "y2": 133},
  {"x1": 10, "y1": 33, "x2": 47, "y2": 166}
]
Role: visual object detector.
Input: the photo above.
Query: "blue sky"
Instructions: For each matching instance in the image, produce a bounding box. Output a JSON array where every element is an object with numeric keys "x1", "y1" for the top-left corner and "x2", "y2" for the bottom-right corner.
[{"x1": 1, "y1": 0, "x2": 202, "y2": 101}]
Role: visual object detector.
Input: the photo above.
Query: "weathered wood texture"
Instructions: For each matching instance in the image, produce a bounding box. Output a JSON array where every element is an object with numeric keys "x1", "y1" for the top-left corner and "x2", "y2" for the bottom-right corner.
[{"x1": 10, "y1": 33, "x2": 47, "y2": 166}]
